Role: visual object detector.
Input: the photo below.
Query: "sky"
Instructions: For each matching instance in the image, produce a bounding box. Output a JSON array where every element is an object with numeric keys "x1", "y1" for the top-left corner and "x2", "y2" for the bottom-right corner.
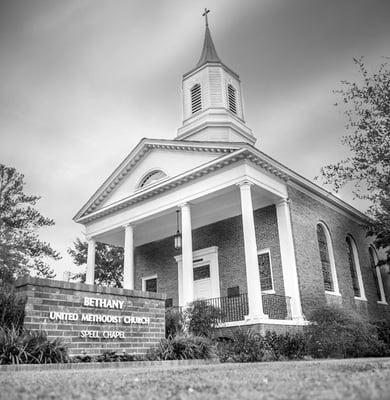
[{"x1": 0, "y1": 0, "x2": 389, "y2": 278}]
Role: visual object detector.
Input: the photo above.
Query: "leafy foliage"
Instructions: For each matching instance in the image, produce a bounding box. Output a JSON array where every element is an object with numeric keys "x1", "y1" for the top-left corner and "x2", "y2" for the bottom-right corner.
[
  {"x1": 0, "y1": 164, "x2": 60, "y2": 282},
  {"x1": 216, "y1": 329, "x2": 271, "y2": 363},
  {"x1": 0, "y1": 327, "x2": 69, "y2": 364},
  {"x1": 306, "y1": 304, "x2": 388, "y2": 358},
  {"x1": 374, "y1": 319, "x2": 390, "y2": 348},
  {"x1": 216, "y1": 329, "x2": 307, "y2": 363},
  {"x1": 0, "y1": 284, "x2": 26, "y2": 331},
  {"x1": 263, "y1": 330, "x2": 307, "y2": 360},
  {"x1": 165, "y1": 308, "x2": 185, "y2": 338},
  {"x1": 67, "y1": 238, "x2": 124, "y2": 287},
  {"x1": 320, "y1": 58, "x2": 390, "y2": 263},
  {"x1": 186, "y1": 300, "x2": 224, "y2": 338},
  {"x1": 71, "y1": 350, "x2": 139, "y2": 363},
  {"x1": 146, "y1": 335, "x2": 214, "y2": 361}
]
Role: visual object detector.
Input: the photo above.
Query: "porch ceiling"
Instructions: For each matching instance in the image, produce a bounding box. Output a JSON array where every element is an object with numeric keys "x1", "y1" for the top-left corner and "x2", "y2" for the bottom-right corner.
[{"x1": 94, "y1": 184, "x2": 278, "y2": 248}]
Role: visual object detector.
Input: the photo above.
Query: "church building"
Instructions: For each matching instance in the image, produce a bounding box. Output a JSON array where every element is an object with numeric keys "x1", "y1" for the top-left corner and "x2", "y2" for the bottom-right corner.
[{"x1": 74, "y1": 13, "x2": 390, "y2": 330}]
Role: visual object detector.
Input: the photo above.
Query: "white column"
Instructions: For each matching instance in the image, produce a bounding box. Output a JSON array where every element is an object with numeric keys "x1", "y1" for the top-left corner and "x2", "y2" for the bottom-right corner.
[
  {"x1": 276, "y1": 199, "x2": 304, "y2": 320},
  {"x1": 238, "y1": 181, "x2": 267, "y2": 320},
  {"x1": 180, "y1": 203, "x2": 194, "y2": 305},
  {"x1": 86, "y1": 237, "x2": 96, "y2": 285},
  {"x1": 123, "y1": 224, "x2": 135, "y2": 290}
]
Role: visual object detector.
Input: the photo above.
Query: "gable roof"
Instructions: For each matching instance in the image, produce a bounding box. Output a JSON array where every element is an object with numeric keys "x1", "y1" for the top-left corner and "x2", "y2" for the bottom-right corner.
[
  {"x1": 74, "y1": 138, "x2": 369, "y2": 225},
  {"x1": 73, "y1": 138, "x2": 241, "y2": 221}
]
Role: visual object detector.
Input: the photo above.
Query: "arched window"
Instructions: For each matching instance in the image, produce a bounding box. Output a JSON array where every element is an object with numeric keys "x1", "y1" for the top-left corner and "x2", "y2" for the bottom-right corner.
[
  {"x1": 316, "y1": 223, "x2": 338, "y2": 293},
  {"x1": 191, "y1": 84, "x2": 202, "y2": 114},
  {"x1": 227, "y1": 84, "x2": 237, "y2": 114},
  {"x1": 346, "y1": 235, "x2": 365, "y2": 299},
  {"x1": 369, "y1": 246, "x2": 387, "y2": 303},
  {"x1": 138, "y1": 170, "x2": 167, "y2": 189}
]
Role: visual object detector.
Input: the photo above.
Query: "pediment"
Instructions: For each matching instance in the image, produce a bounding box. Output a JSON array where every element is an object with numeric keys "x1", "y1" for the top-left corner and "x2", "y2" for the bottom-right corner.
[{"x1": 74, "y1": 139, "x2": 239, "y2": 220}]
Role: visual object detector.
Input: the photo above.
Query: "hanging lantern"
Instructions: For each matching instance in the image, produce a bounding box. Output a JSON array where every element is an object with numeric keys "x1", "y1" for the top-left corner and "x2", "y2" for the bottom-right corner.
[{"x1": 174, "y1": 209, "x2": 182, "y2": 250}]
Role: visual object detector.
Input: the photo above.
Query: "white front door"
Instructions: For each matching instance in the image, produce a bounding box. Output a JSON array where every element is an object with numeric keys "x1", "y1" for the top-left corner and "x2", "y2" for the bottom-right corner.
[{"x1": 193, "y1": 264, "x2": 213, "y2": 300}]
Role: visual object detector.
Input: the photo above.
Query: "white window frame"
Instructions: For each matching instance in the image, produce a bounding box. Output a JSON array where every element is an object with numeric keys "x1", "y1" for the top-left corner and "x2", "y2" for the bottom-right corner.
[
  {"x1": 257, "y1": 248, "x2": 275, "y2": 294},
  {"x1": 369, "y1": 246, "x2": 387, "y2": 305},
  {"x1": 136, "y1": 169, "x2": 168, "y2": 191},
  {"x1": 175, "y1": 246, "x2": 220, "y2": 306},
  {"x1": 317, "y1": 222, "x2": 340, "y2": 296},
  {"x1": 347, "y1": 235, "x2": 367, "y2": 301},
  {"x1": 141, "y1": 274, "x2": 158, "y2": 292}
]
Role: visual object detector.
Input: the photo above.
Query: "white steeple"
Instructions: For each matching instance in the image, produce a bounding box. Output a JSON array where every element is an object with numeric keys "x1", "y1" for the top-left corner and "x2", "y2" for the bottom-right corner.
[{"x1": 177, "y1": 10, "x2": 255, "y2": 145}]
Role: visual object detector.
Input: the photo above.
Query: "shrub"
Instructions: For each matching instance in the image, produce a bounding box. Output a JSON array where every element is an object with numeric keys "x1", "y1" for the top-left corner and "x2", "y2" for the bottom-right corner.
[
  {"x1": 217, "y1": 329, "x2": 276, "y2": 363},
  {"x1": 263, "y1": 331, "x2": 307, "y2": 360},
  {"x1": 0, "y1": 284, "x2": 26, "y2": 331},
  {"x1": 146, "y1": 335, "x2": 215, "y2": 361},
  {"x1": 306, "y1": 304, "x2": 387, "y2": 358},
  {"x1": 94, "y1": 351, "x2": 138, "y2": 362},
  {"x1": 186, "y1": 300, "x2": 224, "y2": 338},
  {"x1": 374, "y1": 319, "x2": 390, "y2": 349},
  {"x1": 0, "y1": 327, "x2": 69, "y2": 364},
  {"x1": 165, "y1": 308, "x2": 185, "y2": 338}
]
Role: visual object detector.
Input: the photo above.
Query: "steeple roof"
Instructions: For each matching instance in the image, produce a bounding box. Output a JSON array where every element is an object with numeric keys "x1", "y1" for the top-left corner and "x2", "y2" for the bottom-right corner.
[{"x1": 195, "y1": 24, "x2": 221, "y2": 68}]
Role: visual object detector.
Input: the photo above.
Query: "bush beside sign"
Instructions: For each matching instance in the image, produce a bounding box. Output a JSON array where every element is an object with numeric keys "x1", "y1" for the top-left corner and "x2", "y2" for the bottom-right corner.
[{"x1": 15, "y1": 277, "x2": 166, "y2": 356}]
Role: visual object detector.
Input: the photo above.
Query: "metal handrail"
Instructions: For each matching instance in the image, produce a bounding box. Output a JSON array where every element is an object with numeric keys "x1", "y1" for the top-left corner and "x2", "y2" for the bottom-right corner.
[{"x1": 166, "y1": 292, "x2": 292, "y2": 323}]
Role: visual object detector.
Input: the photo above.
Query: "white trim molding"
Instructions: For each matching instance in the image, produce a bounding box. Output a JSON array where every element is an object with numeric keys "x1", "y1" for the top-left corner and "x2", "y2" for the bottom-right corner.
[
  {"x1": 369, "y1": 245, "x2": 387, "y2": 305},
  {"x1": 175, "y1": 246, "x2": 220, "y2": 307},
  {"x1": 141, "y1": 274, "x2": 157, "y2": 292},
  {"x1": 257, "y1": 248, "x2": 274, "y2": 293},
  {"x1": 347, "y1": 235, "x2": 367, "y2": 301},
  {"x1": 218, "y1": 318, "x2": 310, "y2": 328},
  {"x1": 316, "y1": 221, "x2": 341, "y2": 296}
]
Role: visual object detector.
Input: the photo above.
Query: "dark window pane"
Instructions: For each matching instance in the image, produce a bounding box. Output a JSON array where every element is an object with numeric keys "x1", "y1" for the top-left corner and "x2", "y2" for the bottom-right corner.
[
  {"x1": 193, "y1": 265, "x2": 210, "y2": 281},
  {"x1": 165, "y1": 298, "x2": 173, "y2": 308},
  {"x1": 258, "y1": 253, "x2": 273, "y2": 291},
  {"x1": 145, "y1": 278, "x2": 157, "y2": 293},
  {"x1": 346, "y1": 237, "x2": 360, "y2": 297},
  {"x1": 316, "y1": 224, "x2": 334, "y2": 291},
  {"x1": 227, "y1": 286, "x2": 240, "y2": 297}
]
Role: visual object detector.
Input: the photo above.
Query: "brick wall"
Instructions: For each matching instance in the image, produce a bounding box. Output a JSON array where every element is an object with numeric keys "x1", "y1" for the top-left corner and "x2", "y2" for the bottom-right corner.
[
  {"x1": 288, "y1": 185, "x2": 390, "y2": 321},
  {"x1": 15, "y1": 277, "x2": 166, "y2": 356},
  {"x1": 134, "y1": 205, "x2": 284, "y2": 305}
]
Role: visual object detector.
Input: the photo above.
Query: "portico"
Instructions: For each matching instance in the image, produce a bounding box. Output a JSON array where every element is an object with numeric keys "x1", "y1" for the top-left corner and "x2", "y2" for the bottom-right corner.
[{"x1": 81, "y1": 149, "x2": 304, "y2": 324}]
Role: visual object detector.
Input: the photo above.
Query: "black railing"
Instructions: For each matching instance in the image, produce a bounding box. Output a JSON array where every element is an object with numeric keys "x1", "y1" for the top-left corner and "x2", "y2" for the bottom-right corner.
[
  {"x1": 205, "y1": 293, "x2": 249, "y2": 323},
  {"x1": 167, "y1": 293, "x2": 292, "y2": 323}
]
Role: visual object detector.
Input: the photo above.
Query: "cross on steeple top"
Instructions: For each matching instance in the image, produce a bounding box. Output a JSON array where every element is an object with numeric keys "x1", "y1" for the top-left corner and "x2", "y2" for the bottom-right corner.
[{"x1": 202, "y1": 8, "x2": 210, "y2": 27}]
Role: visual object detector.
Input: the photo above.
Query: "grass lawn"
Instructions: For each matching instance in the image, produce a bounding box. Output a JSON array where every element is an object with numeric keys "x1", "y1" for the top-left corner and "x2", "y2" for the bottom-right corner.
[{"x1": 1, "y1": 358, "x2": 390, "y2": 400}]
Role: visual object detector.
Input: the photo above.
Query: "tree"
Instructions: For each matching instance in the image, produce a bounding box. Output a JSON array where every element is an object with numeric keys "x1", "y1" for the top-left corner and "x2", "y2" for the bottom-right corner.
[
  {"x1": 320, "y1": 57, "x2": 390, "y2": 264},
  {"x1": 0, "y1": 164, "x2": 60, "y2": 282},
  {"x1": 67, "y1": 238, "x2": 124, "y2": 287}
]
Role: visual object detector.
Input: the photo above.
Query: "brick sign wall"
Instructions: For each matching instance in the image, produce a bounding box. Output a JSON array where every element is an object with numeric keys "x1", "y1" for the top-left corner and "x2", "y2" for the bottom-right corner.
[{"x1": 15, "y1": 277, "x2": 166, "y2": 356}]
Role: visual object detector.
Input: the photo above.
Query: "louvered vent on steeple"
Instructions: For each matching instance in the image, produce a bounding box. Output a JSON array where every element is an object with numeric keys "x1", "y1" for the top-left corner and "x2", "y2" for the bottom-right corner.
[
  {"x1": 177, "y1": 9, "x2": 256, "y2": 145},
  {"x1": 228, "y1": 84, "x2": 237, "y2": 114},
  {"x1": 191, "y1": 84, "x2": 202, "y2": 114}
]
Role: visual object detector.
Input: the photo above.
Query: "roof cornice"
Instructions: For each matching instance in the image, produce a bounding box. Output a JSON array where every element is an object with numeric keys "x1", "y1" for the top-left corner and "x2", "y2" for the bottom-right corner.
[
  {"x1": 75, "y1": 139, "x2": 369, "y2": 225},
  {"x1": 73, "y1": 139, "x2": 243, "y2": 221}
]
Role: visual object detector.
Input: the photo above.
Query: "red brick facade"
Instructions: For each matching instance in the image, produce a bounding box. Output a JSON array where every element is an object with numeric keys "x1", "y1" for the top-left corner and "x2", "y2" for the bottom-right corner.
[
  {"x1": 16, "y1": 277, "x2": 166, "y2": 356},
  {"x1": 134, "y1": 190, "x2": 390, "y2": 323},
  {"x1": 135, "y1": 205, "x2": 285, "y2": 307},
  {"x1": 288, "y1": 185, "x2": 390, "y2": 321}
]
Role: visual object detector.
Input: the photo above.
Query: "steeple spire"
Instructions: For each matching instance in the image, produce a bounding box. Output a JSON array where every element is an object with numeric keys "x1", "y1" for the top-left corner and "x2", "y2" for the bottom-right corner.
[{"x1": 196, "y1": 9, "x2": 221, "y2": 68}]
